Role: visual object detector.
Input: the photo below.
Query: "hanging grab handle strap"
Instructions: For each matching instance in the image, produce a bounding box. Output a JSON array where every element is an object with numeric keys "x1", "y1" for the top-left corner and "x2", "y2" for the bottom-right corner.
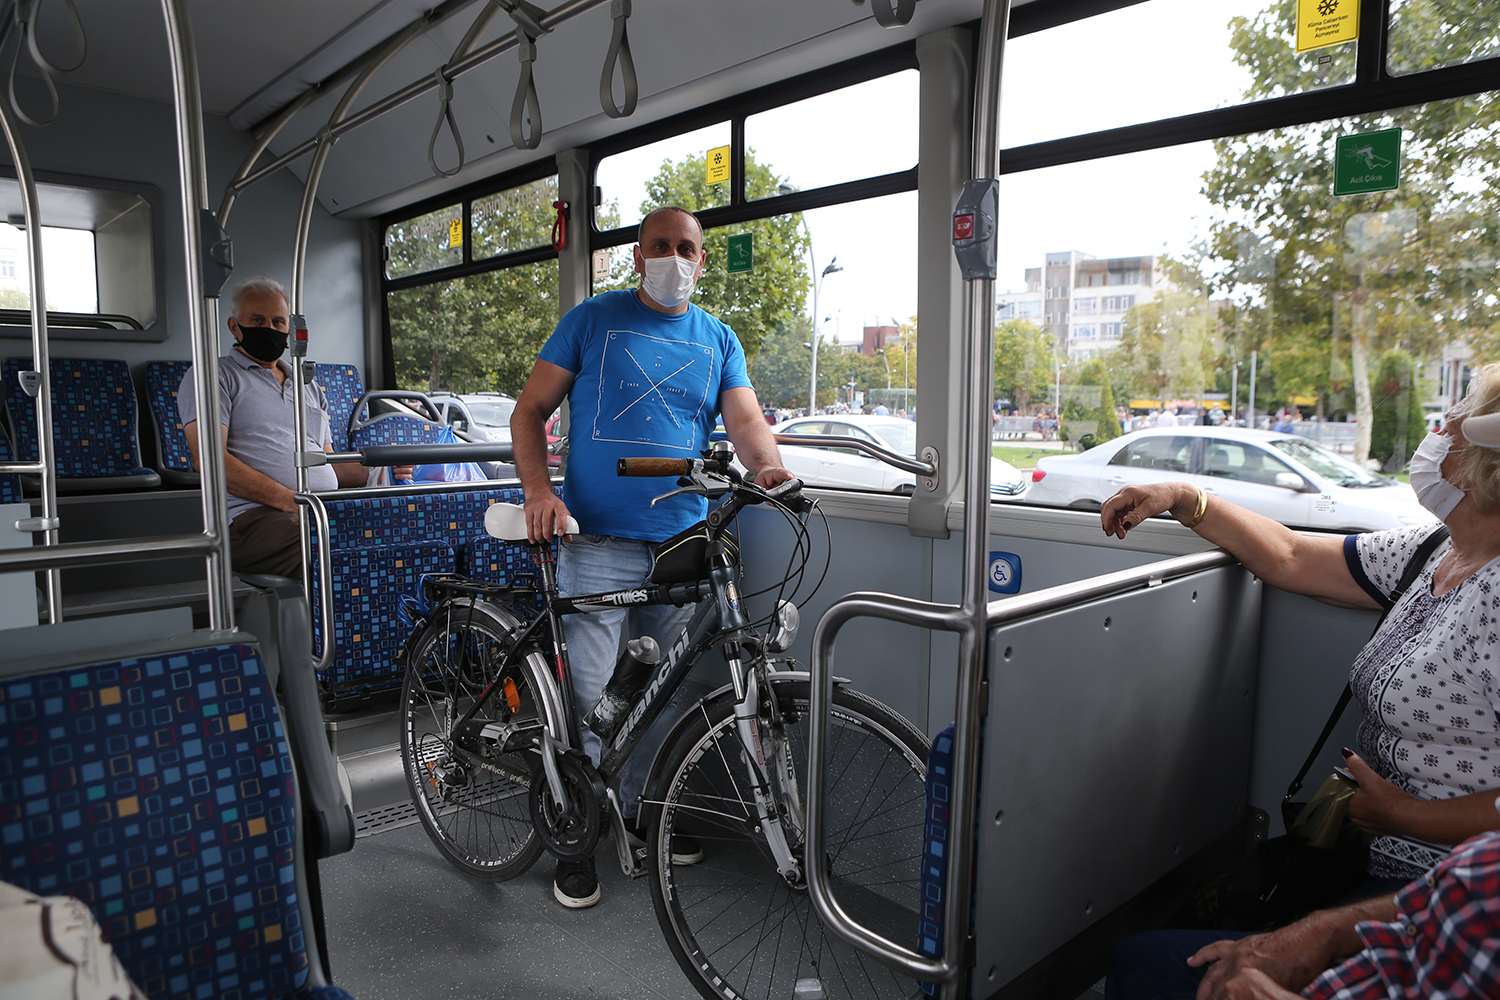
[
  {"x1": 551, "y1": 200, "x2": 569, "y2": 251},
  {"x1": 7, "y1": 0, "x2": 86, "y2": 127},
  {"x1": 869, "y1": 0, "x2": 918, "y2": 28},
  {"x1": 427, "y1": 71, "x2": 465, "y2": 177},
  {"x1": 1281, "y1": 525, "x2": 1450, "y2": 806},
  {"x1": 503, "y1": 0, "x2": 550, "y2": 150},
  {"x1": 598, "y1": 0, "x2": 636, "y2": 119}
]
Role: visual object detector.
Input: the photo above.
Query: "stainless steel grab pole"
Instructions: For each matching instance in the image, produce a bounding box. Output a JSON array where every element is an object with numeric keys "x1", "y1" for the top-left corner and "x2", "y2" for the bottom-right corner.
[
  {"x1": 804, "y1": 2, "x2": 1012, "y2": 994},
  {"x1": 0, "y1": 82, "x2": 61, "y2": 622},
  {"x1": 162, "y1": 0, "x2": 235, "y2": 630}
]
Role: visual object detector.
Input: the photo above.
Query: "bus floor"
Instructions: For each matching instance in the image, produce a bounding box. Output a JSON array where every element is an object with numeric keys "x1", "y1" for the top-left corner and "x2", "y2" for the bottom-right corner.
[
  {"x1": 319, "y1": 819, "x2": 698, "y2": 999},
  {"x1": 320, "y1": 818, "x2": 1109, "y2": 1000}
]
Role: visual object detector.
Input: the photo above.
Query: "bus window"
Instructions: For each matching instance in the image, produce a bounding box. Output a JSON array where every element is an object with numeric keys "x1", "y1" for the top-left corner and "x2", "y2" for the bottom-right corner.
[{"x1": 594, "y1": 122, "x2": 731, "y2": 233}]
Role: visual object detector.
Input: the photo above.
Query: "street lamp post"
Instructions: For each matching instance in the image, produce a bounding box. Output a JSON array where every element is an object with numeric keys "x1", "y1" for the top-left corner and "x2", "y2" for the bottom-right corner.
[
  {"x1": 877, "y1": 348, "x2": 891, "y2": 390},
  {"x1": 809, "y1": 258, "x2": 843, "y2": 414}
]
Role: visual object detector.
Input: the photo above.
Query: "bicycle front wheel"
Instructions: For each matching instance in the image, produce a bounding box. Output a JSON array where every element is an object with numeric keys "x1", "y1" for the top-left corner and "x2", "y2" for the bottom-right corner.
[
  {"x1": 400, "y1": 598, "x2": 549, "y2": 881},
  {"x1": 649, "y1": 679, "x2": 929, "y2": 1000}
]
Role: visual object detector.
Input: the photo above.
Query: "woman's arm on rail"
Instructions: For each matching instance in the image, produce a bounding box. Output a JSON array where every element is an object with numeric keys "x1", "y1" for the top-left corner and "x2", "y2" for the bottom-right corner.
[{"x1": 1100, "y1": 482, "x2": 1380, "y2": 610}]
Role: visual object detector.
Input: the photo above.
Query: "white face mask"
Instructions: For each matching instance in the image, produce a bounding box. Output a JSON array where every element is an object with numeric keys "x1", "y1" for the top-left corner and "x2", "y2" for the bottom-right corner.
[
  {"x1": 1410, "y1": 431, "x2": 1468, "y2": 521},
  {"x1": 640, "y1": 253, "x2": 698, "y2": 308}
]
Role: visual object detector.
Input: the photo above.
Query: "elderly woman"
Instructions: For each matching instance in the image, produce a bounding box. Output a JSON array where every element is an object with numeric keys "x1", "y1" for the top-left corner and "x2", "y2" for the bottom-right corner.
[{"x1": 1101, "y1": 364, "x2": 1500, "y2": 1000}]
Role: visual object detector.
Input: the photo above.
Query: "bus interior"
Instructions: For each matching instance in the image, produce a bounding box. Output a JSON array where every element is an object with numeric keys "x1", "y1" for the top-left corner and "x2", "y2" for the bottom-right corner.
[{"x1": 0, "y1": 0, "x2": 1496, "y2": 998}]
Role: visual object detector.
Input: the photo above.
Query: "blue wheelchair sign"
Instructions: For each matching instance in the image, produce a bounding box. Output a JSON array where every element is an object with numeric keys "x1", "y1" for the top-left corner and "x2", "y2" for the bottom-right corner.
[{"x1": 988, "y1": 552, "x2": 1021, "y2": 594}]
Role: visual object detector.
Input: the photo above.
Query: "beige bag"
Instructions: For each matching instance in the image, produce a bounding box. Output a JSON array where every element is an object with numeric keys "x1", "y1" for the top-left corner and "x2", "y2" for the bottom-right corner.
[
  {"x1": 1287, "y1": 771, "x2": 1359, "y2": 850},
  {"x1": 0, "y1": 882, "x2": 145, "y2": 1000}
]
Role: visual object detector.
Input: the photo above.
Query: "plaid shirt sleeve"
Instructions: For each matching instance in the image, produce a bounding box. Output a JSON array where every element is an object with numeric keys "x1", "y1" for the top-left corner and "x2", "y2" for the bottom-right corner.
[{"x1": 1303, "y1": 831, "x2": 1500, "y2": 1000}]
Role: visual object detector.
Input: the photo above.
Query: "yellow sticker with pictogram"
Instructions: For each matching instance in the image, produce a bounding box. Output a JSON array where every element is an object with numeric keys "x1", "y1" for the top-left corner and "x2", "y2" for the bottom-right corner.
[
  {"x1": 705, "y1": 145, "x2": 731, "y2": 185},
  {"x1": 447, "y1": 218, "x2": 463, "y2": 248},
  {"x1": 1295, "y1": 0, "x2": 1358, "y2": 53}
]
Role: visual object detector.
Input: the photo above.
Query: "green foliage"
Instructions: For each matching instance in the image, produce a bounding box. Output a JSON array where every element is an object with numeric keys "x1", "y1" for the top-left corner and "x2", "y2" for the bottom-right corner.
[
  {"x1": 1114, "y1": 259, "x2": 1221, "y2": 403},
  {"x1": 1369, "y1": 349, "x2": 1429, "y2": 470},
  {"x1": 389, "y1": 261, "x2": 560, "y2": 395},
  {"x1": 993, "y1": 320, "x2": 1056, "y2": 412},
  {"x1": 747, "y1": 317, "x2": 812, "y2": 408},
  {"x1": 597, "y1": 150, "x2": 811, "y2": 363},
  {"x1": 388, "y1": 178, "x2": 560, "y2": 396},
  {"x1": 1208, "y1": 0, "x2": 1500, "y2": 439}
]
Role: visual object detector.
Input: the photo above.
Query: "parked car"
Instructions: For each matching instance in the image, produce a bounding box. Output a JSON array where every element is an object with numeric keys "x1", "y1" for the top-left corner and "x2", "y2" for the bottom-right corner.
[
  {"x1": 770, "y1": 414, "x2": 1029, "y2": 499},
  {"x1": 1026, "y1": 426, "x2": 1435, "y2": 531},
  {"x1": 429, "y1": 391, "x2": 563, "y2": 466}
]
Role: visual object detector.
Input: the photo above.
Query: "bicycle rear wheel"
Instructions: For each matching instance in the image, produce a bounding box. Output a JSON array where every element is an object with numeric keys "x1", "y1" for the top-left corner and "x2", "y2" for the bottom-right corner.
[
  {"x1": 400, "y1": 598, "x2": 549, "y2": 881},
  {"x1": 648, "y1": 678, "x2": 929, "y2": 1000}
]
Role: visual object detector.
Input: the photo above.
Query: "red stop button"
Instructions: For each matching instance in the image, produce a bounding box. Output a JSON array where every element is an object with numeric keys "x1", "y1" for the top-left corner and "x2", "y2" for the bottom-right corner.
[{"x1": 953, "y1": 213, "x2": 975, "y2": 240}]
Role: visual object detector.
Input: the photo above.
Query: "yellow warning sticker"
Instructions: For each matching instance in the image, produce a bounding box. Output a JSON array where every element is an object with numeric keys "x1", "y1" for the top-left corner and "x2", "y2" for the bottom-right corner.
[
  {"x1": 705, "y1": 145, "x2": 731, "y2": 185},
  {"x1": 447, "y1": 218, "x2": 463, "y2": 248},
  {"x1": 1295, "y1": 0, "x2": 1358, "y2": 53}
]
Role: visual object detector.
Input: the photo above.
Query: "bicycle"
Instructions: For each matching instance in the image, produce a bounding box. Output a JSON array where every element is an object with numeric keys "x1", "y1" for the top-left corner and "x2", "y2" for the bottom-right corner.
[{"x1": 397, "y1": 443, "x2": 931, "y2": 1000}]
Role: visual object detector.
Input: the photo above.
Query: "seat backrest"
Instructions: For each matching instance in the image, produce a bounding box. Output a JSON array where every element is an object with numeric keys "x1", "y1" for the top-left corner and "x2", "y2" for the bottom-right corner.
[
  {"x1": 314, "y1": 363, "x2": 363, "y2": 453},
  {"x1": 346, "y1": 413, "x2": 446, "y2": 450},
  {"x1": 143, "y1": 360, "x2": 195, "y2": 475},
  {"x1": 0, "y1": 632, "x2": 330, "y2": 999},
  {"x1": 1204, "y1": 446, "x2": 1230, "y2": 477},
  {"x1": 3, "y1": 357, "x2": 153, "y2": 478}
]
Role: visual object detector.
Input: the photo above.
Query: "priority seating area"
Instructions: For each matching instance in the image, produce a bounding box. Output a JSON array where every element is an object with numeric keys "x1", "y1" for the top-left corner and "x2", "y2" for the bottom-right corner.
[{"x1": 0, "y1": 584, "x2": 360, "y2": 999}]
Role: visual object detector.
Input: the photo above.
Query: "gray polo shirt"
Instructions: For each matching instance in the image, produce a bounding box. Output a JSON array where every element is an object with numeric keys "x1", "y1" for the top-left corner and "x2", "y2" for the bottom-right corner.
[{"x1": 178, "y1": 351, "x2": 337, "y2": 521}]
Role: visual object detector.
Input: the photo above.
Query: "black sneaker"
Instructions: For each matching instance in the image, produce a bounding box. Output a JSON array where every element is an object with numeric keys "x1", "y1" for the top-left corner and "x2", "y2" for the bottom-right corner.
[
  {"x1": 671, "y1": 833, "x2": 703, "y2": 866},
  {"x1": 553, "y1": 856, "x2": 600, "y2": 908}
]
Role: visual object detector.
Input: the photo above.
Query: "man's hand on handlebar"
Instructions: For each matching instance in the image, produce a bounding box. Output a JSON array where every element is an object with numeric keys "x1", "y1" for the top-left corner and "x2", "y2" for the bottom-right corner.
[
  {"x1": 748, "y1": 466, "x2": 794, "y2": 490},
  {"x1": 524, "y1": 491, "x2": 574, "y2": 544}
]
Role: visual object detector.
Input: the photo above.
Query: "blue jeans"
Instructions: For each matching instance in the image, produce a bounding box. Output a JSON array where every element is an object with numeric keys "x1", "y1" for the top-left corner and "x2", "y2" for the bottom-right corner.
[{"x1": 557, "y1": 534, "x2": 695, "y2": 821}]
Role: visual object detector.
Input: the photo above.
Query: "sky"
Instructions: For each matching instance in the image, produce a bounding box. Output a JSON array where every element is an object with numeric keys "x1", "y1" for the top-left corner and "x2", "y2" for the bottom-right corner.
[{"x1": 599, "y1": 0, "x2": 1293, "y2": 344}]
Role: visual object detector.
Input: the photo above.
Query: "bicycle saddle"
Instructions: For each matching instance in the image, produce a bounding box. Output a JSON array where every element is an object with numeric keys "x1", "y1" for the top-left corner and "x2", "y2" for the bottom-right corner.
[{"x1": 484, "y1": 502, "x2": 579, "y2": 541}]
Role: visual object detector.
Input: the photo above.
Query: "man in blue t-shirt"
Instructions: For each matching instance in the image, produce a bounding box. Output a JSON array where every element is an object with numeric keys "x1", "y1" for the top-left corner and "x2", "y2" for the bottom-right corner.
[{"x1": 511, "y1": 206, "x2": 791, "y2": 909}]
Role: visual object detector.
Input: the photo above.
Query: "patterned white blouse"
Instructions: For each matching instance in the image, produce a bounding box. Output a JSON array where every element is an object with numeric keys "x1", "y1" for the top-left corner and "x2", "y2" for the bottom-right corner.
[{"x1": 1347, "y1": 523, "x2": 1500, "y2": 876}]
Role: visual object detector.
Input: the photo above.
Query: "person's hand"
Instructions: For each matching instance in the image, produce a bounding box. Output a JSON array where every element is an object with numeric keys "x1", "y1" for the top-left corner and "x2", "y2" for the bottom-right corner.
[
  {"x1": 1188, "y1": 918, "x2": 1339, "y2": 1000},
  {"x1": 1100, "y1": 482, "x2": 1194, "y2": 539},
  {"x1": 1219, "y1": 968, "x2": 1304, "y2": 1000},
  {"x1": 524, "y1": 491, "x2": 573, "y2": 544},
  {"x1": 391, "y1": 465, "x2": 415, "y2": 482},
  {"x1": 1343, "y1": 748, "x2": 1415, "y2": 836},
  {"x1": 751, "y1": 466, "x2": 794, "y2": 489}
]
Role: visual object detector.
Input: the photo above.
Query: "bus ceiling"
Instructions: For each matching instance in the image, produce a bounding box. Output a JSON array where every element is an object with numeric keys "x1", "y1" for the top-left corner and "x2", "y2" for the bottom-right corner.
[{"x1": 16, "y1": 0, "x2": 1058, "y2": 220}]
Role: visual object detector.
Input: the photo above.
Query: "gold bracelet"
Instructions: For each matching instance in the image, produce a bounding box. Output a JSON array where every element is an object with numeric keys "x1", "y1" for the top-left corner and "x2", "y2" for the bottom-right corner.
[{"x1": 1187, "y1": 486, "x2": 1208, "y2": 529}]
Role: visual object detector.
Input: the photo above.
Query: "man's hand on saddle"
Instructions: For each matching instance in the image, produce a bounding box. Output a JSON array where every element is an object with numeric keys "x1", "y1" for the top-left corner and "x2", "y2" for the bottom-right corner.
[{"x1": 525, "y1": 491, "x2": 574, "y2": 544}]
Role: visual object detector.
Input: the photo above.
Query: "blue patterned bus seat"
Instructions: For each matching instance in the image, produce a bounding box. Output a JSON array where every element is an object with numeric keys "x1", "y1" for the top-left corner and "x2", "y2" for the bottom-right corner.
[
  {"x1": 0, "y1": 644, "x2": 320, "y2": 999},
  {"x1": 917, "y1": 723, "x2": 955, "y2": 997},
  {"x1": 143, "y1": 360, "x2": 197, "y2": 486},
  {"x1": 313, "y1": 364, "x2": 363, "y2": 454},
  {"x1": 2, "y1": 357, "x2": 161, "y2": 491}
]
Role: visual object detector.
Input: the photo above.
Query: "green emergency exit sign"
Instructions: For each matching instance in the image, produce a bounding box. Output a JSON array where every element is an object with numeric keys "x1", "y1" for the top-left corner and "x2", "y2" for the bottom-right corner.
[
  {"x1": 726, "y1": 233, "x2": 753, "y2": 273},
  {"x1": 1334, "y1": 128, "x2": 1402, "y2": 196}
]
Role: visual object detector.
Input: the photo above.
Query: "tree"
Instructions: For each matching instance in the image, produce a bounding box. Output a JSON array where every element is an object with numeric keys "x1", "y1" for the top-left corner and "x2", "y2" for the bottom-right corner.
[
  {"x1": 387, "y1": 178, "x2": 561, "y2": 396},
  {"x1": 1369, "y1": 349, "x2": 1428, "y2": 471},
  {"x1": 747, "y1": 316, "x2": 812, "y2": 408},
  {"x1": 597, "y1": 150, "x2": 811, "y2": 364},
  {"x1": 993, "y1": 319, "x2": 1055, "y2": 413},
  {"x1": 1205, "y1": 0, "x2": 1500, "y2": 462},
  {"x1": 1114, "y1": 258, "x2": 1221, "y2": 405}
]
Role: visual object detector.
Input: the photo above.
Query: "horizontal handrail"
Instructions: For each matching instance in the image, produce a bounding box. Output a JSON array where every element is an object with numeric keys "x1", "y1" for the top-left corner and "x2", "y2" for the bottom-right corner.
[
  {"x1": 0, "y1": 461, "x2": 45, "y2": 474},
  {"x1": 0, "y1": 532, "x2": 219, "y2": 574},
  {"x1": 804, "y1": 547, "x2": 1238, "y2": 984},
  {"x1": 324, "y1": 442, "x2": 516, "y2": 466},
  {"x1": 772, "y1": 433, "x2": 935, "y2": 476}
]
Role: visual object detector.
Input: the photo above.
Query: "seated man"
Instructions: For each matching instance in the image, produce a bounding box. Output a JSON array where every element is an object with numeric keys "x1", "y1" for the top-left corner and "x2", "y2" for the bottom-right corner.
[
  {"x1": 1106, "y1": 813, "x2": 1500, "y2": 998},
  {"x1": 178, "y1": 277, "x2": 392, "y2": 578}
]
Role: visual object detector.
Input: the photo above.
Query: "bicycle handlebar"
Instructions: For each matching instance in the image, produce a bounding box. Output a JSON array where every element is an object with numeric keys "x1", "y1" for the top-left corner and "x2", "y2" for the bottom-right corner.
[{"x1": 617, "y1": 457, "x2": 692, "y2": 477}]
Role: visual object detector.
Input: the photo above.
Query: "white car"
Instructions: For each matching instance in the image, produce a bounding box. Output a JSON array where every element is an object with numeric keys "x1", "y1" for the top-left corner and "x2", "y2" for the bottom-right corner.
[
  {"x1": 772, "y1": 414, "x2": 1029, "y2": 500},
  {"x1": 1026, "y1": 426, "x2": 1436, "y2": 531}
]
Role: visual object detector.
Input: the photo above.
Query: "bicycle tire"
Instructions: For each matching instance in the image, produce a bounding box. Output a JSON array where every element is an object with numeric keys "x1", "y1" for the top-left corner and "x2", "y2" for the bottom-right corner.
[
  {"x1": 648, "y1": 678, "x2": 929, "y2": 1000},
  {"x1": 400, "y1": 598, "x2": 549, "y2": 881}
]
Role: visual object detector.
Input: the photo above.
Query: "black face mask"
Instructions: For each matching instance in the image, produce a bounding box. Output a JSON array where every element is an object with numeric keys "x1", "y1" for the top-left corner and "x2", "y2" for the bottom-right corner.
[{"x1": 236, "y1": 324, "x2": 289, "y2": 362}]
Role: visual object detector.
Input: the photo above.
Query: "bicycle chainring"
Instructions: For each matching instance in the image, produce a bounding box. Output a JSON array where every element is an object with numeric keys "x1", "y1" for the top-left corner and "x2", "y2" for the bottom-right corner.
[{"x1": 529, "y1": 747, "x2": 605, "y2": 861}]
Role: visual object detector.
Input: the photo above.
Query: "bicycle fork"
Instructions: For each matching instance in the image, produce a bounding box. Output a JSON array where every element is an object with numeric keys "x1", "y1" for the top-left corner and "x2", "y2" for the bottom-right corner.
[{"x1": 730, "y1": 658, "x2": 806, "y2": 887}]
